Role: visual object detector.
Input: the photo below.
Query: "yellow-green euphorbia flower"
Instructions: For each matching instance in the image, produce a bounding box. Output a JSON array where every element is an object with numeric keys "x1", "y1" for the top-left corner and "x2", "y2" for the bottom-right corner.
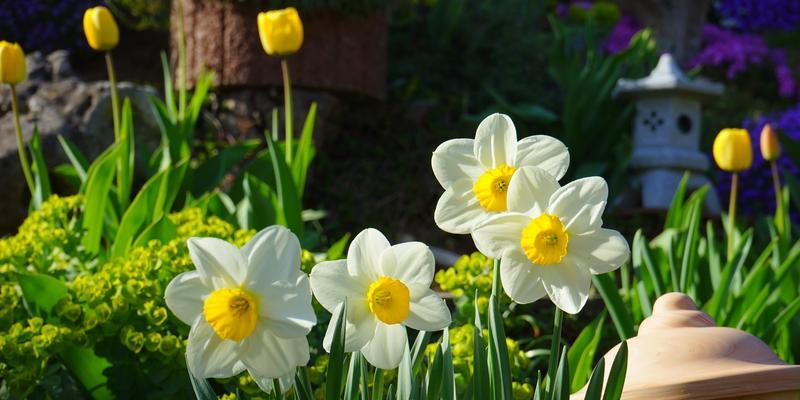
[
  {"x1": 257, "y1": 7, "x2": 304, "y2": 56},
  {"x1": 0, "y1": 41, "x2": 26, "y2": 84},
  {"x1": 713, "y1": 128, "x2": 752, "y2": 172},
  {"x1": 83, "y1": 6, "x2": 119, "y2": 51},
  {"x1": 309, "y1": 228, "x2": 451, "y2": 370},
  {"x1": 760, "y1": 124, "x2": 781, "y2": 162}
]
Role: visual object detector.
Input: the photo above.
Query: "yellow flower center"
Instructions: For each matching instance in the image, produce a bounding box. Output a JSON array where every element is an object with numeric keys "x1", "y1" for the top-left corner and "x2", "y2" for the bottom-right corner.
[
  {"x1": 203, "y1": 287, "x2": 259, "y2": 341},
  {"x1": 473, "y1": 164, "x2": 517, "y2": 212},
  {"x1": 520, "y1": 214, "x2": 569, "y2": 265},
  {"x1": 367, "y1": 276, "x2": 410, "y2": 325}
]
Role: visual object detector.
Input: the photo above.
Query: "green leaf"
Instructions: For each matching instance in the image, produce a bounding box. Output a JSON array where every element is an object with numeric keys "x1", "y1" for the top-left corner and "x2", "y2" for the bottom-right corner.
[
  {"x1": 326, "y1": 300, "x2": 348, "y2": 400},
  {"x1": 410, "y1": 330, "x2": 432, "y2": 378},
  {"x1": 29, "y1": 125, "x2": 51, "y2": 210},
  {"x1": 57, "y1": 134, "x2": 89, "y2": 183},
  {"x1": 16, "y1": 272, "x2": 67, "y2": 314},
  {"x1": 371, "y1": 368, "x2": 384, "y2": 400},
  {"x1": 704, "y1": 230, "x2": 753, "y2": 320},
  {"x1": 583, "y1": 358, "x2": 605, "y2": 400},
  {"x1": 326, "y1": 233, "x2": 351, "y2": 261},
  {"x1": 568, "y1": 313, "x2": 605, "y2": 392},
  {"x1": 117, "y1": 98, "x2": 135, "y2": 210},
  {"x1": 345, "y1": 352, "x2": 361, "y2": 399},
  {"x1": 441, "y1": 328, "x2": 455, "y2": 400},
  {"x1": 60, "y1": 345, "x2": 112, "y2": 400},
  {"x1": 551, "y1": 347, "x2": 570, "y2": 400},
  {"x1": 81, "y1": 142, "x2": 123, "y2": 254},
  {"x1": 187, "y1": 364, "x2": 216, "y2": 400},
  {"x1": 265, "y1": 130, "x2": 304, "y2": 238},
  {"x1": 295, "y1": 367, "x2": 315, "y2": 400},
  {"x1": 133, "y1": 217, "x2": 178, "y2": 248},
  {"x1": 397, "y1": 344, "x2": 413, "y2": 400},
  {"x1": 426, "y1": 343, "x2": 444, "y2": 400},
  {"x1": 236, "y1": 174, "x2": 278, "y2": 230},
  {"x1": 488, "y1": 292, "x2": 512, "y2": 399},
  {"x1": 633, "y1": 230, "x2": 664, "y2": 298},
  {"x1": 664, "y1": 172, "x2": 689, "y2": 229},
  {"x1": 602, "y1": 342, "x2": 628, "y2": 400},
  {"x1": 190, "y1": 142, "x2": 254, "y2": 196},
  {"x1": 292, "y1": 103, "x2": 317, "y2": 198},
  {"x1": 592, "y1": 273, "x2": 635, "y2": 340},
  {"x1": 472, "y1": 291, "x2": 489, "y2": 400}
]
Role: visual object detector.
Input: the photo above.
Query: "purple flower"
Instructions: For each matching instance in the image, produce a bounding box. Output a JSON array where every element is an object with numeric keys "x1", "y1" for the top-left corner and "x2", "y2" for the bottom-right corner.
[
  {"x1": 717, "y1": 0, "x2": 800, "y2": 32},
  {"x1": 0, "y1": 0, "x2": 104, "y2": 53},
  {"x1": 603, "y1": 14, "x2": 640, "y2": 54}
]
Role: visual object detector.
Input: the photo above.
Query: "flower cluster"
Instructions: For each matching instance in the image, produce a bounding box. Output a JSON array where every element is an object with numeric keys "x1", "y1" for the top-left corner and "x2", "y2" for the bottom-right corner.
[
  {"x1": 0, "y1": 0, "x2": 101, "y2": 53},
  {"x1": 716, "y1": 0, "x2": 800, "y2": 32}
]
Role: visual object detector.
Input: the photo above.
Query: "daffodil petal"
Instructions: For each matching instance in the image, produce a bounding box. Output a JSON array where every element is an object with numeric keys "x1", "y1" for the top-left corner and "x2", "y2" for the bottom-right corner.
[
  {"x1": 405, "y1": 284, "x2": 451, "y2": 331},
  {"x1": 507, "y1": 166, "x2": 560, "y2": 215},
  {"x1": 347, "y1": 229, "x2": 389, "y2": 282},
  {"x1": 261, "y1": 274, "x2": 316, "y2": 338},
  {"x1": 431, "y1": 138, "x2": 483, "y2": 188},
  {"x1": 164, "y1": 271, "x2": 210, "y2": 326},
  {"x1": 249, "y1": 371, "x2": 296, "y2": 395},
  {"x1": 242, "y1": 325, "x2": 310, "y2": 381},
  {"x1": 360, "y1": 322, "x2": 408, "y2": 370},
  {"x1": 378, "y1": 242, "x2": 435, "y2": 286},
  {"x1": 547, "y1": 177, "x2": 608, "y2": 234},
  {"x1": 500, "y1": 251, "x2": 546, "y2": 304},
  {"x1": 310, "y1": 260, "x2": 366, "y2": 313},
  {"x1": 187, "y1": 237, "x2": 247, "y2": 288},
  {"x1": 474, "y1": 113, "x2": 517, "y2": 169},
  {"x1": 568, "y1": 229, "x2": 630, "y2": 275},
  {"x1": 539, "y1": 259, "x2": 591, "y2": 314},
  {"x1": 515, "y1": 135, "x2": 570, "y2": 180},
  {"x1": 242, "y1": 225, "x2": 302, "y2": 287},
  {"x1": 434, "y1": 178, "x2": 486, "y2": 234},
  {"x1": 471, "y1": 213, "x2": 530, "y2": 259},
  {"x1": 186, "y1": 320, "x2": 246, "y2": 378},
  {"x1": 322, "y1": 302, "x2": 377, "y2": 353}
]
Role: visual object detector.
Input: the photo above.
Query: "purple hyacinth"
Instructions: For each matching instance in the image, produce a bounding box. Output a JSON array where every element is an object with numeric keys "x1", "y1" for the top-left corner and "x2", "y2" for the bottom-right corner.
[
  {"x1": 717, "y1": 0, "x2": 800, "y2": 32},
  {"x1": 603, "y1": 14, "x2": 640, "y2": 54},
  {"x1": 716, "y1": 107, "x2": 800, "y2": 218},
  {"x1": 0, "y1": 0, "x2": 103, "y2": 53}
]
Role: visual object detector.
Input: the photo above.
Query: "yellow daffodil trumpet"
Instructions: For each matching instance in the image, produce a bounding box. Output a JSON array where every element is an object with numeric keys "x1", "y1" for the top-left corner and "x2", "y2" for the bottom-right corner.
[
  {"x1": 0, "y1": 41, "x2": 34, "y2": 194},
  {"x1": 713, "y1": 128, "x2": 752, "y2": 259},
  {"x1": 258, "y1": 7, "x2": 304, "y2": 164}
]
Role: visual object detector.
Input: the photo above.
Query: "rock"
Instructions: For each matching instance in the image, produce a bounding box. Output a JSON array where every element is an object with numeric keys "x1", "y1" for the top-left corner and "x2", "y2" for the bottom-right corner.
[{"x1": 0, "y1": 50, "x2": 160, "y2": 234}]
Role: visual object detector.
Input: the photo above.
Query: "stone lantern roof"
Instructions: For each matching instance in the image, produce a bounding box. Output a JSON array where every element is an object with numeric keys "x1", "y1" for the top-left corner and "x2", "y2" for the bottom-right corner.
[{"x1": 613, "y1": 53, "x2": 724, "y2": 101}]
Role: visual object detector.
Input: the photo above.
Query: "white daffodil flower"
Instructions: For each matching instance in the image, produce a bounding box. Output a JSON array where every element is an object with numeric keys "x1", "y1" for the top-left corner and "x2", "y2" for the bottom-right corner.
[
  {"x1": 471, "y1": 167, "x2": 630, "y2": 314},
  {"x1": 309, "y1": 228, "x2": 452, "y2": 370},
  {"x1": 164, "y1": 226, "x2": 316, "y2": 393},
  {"x1": 432, "y1": 113, "x2": 570, "y2": 234}
]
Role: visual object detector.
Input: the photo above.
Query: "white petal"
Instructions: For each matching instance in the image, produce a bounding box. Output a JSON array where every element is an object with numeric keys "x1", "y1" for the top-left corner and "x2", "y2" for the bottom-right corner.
[
  {"x1": 471, "y1": 213, "x2": 530, "y2": 259},
  {"x1": 249, "y1": 371, "x2": 296, "y2": 394},
  {"x1": 474, "y1": 113, "x2": 517, "y2": 169},
  {"x1": 323, "y1": 302, "x2": 377, "y2": 353},
  {"x1": 500, "y1": 251, "x2": 547, "y2": 304},
  {"x1": 260, "y1": 274, "x2": 316, "y2": 338},
  {"x1": 515, "y1": 135, "x2": 570, "y2": 180},
  {"x1": 405, "y1": 284, "x2": 451, "y2": 331},
  {"x1": 347, "y1": 228, "x2": 389, "y2": 283},
  {"x1": 434, "y1": 178, "x2": 487, "y2": 234},
  {"x1": 243, "y1": 225, "x2": 302, "y2": 288},
  {"x1": 506, "y1": 166, "x2": 560, "y2": 215},
  {"x1": 431, "y1": 138, "x2": 484, "y2": 188},
  {"x1": 186, "y1": 320, "x2": 246, "y2": 378},
  {"x1": 547, "y1": 177, "x2": 608, "y2": 234},
  {"x1": 360, "y1": 322, "x2": 408, "y2": 370},
  {"x1": 187, "y1": 237, "x2": 247, "y2": 288},
  {"x1": 378, "y1": 242, "x2": 435, "y2": 286},
  {"x1": 310, "y1": 260, "x2": 366, "y2": 312},
  {"x1": 242, "y1": 325, "x2": 310, "y2": 381},
  {"x1": 164, "y1": 271, "x2": 210, "y2": 326},
  {"x1": 569, "y1": 229, "x2": 630, "y2": 275},
  {"x1": 539, "y1": 259, "x2": 592, "y2": 314}
]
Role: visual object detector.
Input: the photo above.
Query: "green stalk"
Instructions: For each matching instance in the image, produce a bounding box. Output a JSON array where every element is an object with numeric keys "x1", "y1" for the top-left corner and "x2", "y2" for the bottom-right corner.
[
  {"x1": 105, "y1": 52, "x2": 120, "y2": 140},
  {"x1": 771, "y1": 161, "x2": 784, "y2": 236},
  {"x1": 281, "y1": 58, "x2": 293, "y2": 164},
  {"x1": 727, "y1": 173, "x2": 739, "y2": 260},
  {"x1": 9, "y1": 85, "x2": 35, "y2": 194},
  {"x1": 545, "y1": 307, "x2": 563, "y2": 399},
  {"x1": 177, "y1": 0, "x2": 187, "y2": 119}
]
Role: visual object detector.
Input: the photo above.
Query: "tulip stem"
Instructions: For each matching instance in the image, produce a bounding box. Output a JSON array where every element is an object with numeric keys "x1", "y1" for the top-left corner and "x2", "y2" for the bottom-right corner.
[
  {"x1": 9, "y1": 85, "x2": 35, "y2": 195},
  {"x1": 105, "y1": 52, "x2": 120, "y2": 141},
  {"x1": 727, "y1": 173, "x2": 739, "y2": 260},
  {"x1": 771, "y1": 161, "x2": 785, "y2": 235},
  {"x1": 546, "y1": 307, "x2": 563, "y2": 398},
  {"x1": 281, "y1": 58, "x2": 293, "y2": 164}
]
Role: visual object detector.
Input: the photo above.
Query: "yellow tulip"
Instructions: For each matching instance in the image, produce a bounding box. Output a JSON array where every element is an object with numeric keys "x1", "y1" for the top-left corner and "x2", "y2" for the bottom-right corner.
[
  {"x1": 760, "y1": 124, "x2": 781, "y2": 161},
  {"x1": 83, "y1": 6, "x2": 119, "y2": 51},
  {"x1": 257, "y1": 7, "x2": 304, "y2": 56},
  {"x1": 0, "y1": 41, "x2": 26, "y2": 85},
  {"x1": 713, "y1": 128, "x2": 752, "y2": 172}
]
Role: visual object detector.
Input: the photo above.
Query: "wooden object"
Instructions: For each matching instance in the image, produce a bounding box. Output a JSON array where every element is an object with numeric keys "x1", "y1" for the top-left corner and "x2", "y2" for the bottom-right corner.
[{"x1": 572, "y1": 293, "x2": 800, "y2": 400}]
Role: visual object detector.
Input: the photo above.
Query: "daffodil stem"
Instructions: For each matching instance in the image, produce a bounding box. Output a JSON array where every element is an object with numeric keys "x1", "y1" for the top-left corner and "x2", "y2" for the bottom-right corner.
[
  {"x1": 105, "y1": 52, "x2": 120, "y2": 141},
  {"x1": 546, "y1": 307, "x2": 563, "y2": 398},
  {"x1": 491, "y1": 259, "x2": 500, "y2": 296},
  {"x1": 9, "y1": 85, "x2": 35, "y2": 195},
  {"x1": 727, "y1": 173, "x2": 739, "y2": 260},
  {"x1": 281, "y1": 58, "x2": 293, "y2": 164},
  {"x1": 177, "y1": 0, "x2": 187, "y2": 119},
  {"x1": 771, "y1": 161, "x2": 785, "y2": 235}
]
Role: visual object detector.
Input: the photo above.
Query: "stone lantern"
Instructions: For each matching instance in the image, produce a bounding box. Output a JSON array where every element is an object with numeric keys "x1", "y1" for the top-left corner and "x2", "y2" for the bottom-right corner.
[{"x1": 613, "y1": 53, "x2": 723, "y2": 214}]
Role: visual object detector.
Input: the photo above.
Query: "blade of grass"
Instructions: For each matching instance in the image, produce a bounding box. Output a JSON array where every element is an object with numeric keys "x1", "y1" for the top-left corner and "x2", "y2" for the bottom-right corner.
[{"x1": 326, "y1": 300, "x2": 348, "y2": 400}]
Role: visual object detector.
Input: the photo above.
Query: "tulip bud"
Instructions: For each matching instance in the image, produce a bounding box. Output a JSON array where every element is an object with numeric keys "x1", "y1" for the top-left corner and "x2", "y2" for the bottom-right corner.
[
  {"x1": 0, "y1": 41, "x2": 26, "y2": 84},
  {"x1": 257, "y1": 7, "x2": 304, "y2": 56},
  {"x1": 713, "y1": 128, "x2": 753, "y2": 172},
  {"x1": 760, "y1": 123, "x2": 781, "y2": 161},
  {"x1": 83, "y1": 6, "x2": 119, "y2": 51}
]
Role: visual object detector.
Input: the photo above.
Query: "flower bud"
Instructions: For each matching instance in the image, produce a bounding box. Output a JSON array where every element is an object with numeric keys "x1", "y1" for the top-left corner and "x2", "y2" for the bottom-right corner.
[
  {"x1": 760, "y1": 124, "x2": 781, "y2": 161},
  {"x1": 0, "y1": 41, "x2": 26, "y2": 84},
  {"x1": 83, "y1": 6, "x2": 119, "y2": 51},
  {"x1": 257, "y1": 7, "x2": 304, "y2": 56},
  {"x1": 713, "y1": 128, "x2": 752, "y2": 172}
]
